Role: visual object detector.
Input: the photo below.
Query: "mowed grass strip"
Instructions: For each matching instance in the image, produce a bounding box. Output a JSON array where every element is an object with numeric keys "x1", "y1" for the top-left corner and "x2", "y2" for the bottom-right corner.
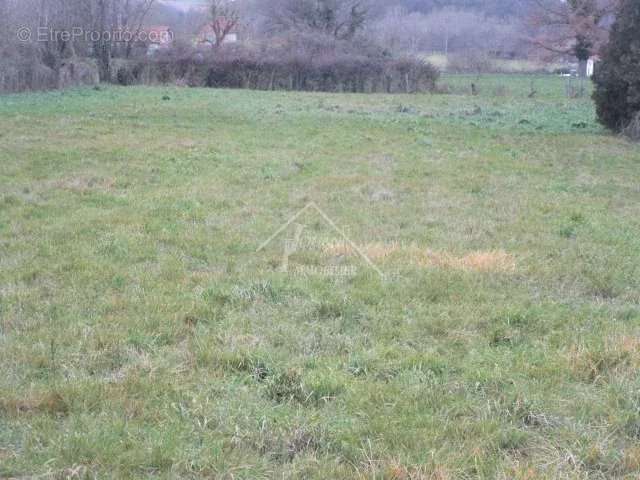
[{"x1": 1, "y1": 76, "x2": 640, "y2": 478}]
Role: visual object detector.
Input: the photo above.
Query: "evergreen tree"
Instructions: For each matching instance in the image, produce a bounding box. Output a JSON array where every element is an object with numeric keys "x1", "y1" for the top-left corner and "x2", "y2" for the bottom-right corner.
[{"x1": 593, "y1": 0, "x2": 640, "y2": 133}]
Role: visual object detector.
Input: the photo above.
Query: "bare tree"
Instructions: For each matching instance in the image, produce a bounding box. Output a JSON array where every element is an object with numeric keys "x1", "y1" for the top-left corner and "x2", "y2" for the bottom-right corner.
[
  {"x1": 368, "y1": 6, "x2": 521, "y2": 58},
  {"x1": 209, "y1": 0, "x2": 239, "y2": 48},
  {"x1": 529, "y1": 0, "x2": 617, "y2": 76},
  {"x1": 266, "y1": 0, "x2": 368, "y2": 41},
  {"x1": 0, "y1": 0, "x2": 10, "y2": 46},
  {"x1": 93, "y1": 0, "x2": 110, "y2": 80},
  {"x1": 123, "y1": 0, "x2": 156, "y2": 58}
]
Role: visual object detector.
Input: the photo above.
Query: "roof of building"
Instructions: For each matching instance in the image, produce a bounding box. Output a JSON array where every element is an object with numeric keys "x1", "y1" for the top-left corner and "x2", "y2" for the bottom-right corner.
[{"x1": 144, "y1": 25, "x2": 173, "y2": 44}]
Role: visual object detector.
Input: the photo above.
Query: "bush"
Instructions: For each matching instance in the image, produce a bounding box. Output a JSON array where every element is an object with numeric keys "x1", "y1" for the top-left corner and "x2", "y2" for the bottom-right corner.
[
  {"x1": 553, "y1": 67, "x2": 572, "y2": 76},
  {"x1": 386, "y1": 58, "x2": 439, "y2": 93},
  {"x1": 0, "y1": 44, "x2": 97, "y2": 93},
  {"x1": 0, "y1": 44, "x2": 57, "y2": 93},
  {"x1": 447, "y1": 51, "x2": 497, "y2": 74},
  {"x1": 57, "y1": 59, "x2": 99, "y2": 89},
  {"x1": 111, "y1": 59, "x2": 150, "y2": 86},
  {"x1": 593, "y1": 0, "x2": 640, "y2": 134},
  {"x1": 0, "y1": 33, "x2": 437, "y2": 95},
  {"x1": 116, "y1": 66, "x2": 136, "y2": 86}
]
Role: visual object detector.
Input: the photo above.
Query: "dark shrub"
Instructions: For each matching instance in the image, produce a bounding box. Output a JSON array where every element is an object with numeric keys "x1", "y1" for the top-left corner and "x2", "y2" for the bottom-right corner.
[
  {"x1": 145, "y1": 42, "x2": 439, "y2": 94},
  {"x1": 593, "y1": 0, "x2": 640, "y2": 134},
  {"x1": 116, "y1": 66, "x2": 135, "y2": 86},
  {"x1": 387, "y1": 58, "x2": 439, "y2": 93},
  {"x1": 553, "y1": 67, "x2": 572, "y2": 75},
  {"x1": 112, "y1": 59, "x2": 148, "y2": 86}
]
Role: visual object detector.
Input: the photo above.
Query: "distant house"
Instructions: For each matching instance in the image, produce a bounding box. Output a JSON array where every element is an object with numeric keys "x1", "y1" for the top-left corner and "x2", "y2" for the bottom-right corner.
[
  {"x1": 144, "y1": 26, "x2": 174, "y2": 54},
  {"x1": 586, "y1": 57, "x2": 599, "y2": 78},
  {"x1": 195, "y1": 19, "x2": 238, "y2": 47}
]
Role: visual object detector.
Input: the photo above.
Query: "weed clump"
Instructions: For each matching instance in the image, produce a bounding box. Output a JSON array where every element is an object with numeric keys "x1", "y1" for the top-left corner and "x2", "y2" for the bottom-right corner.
[
  {"x1": 265, "y1": 369, "x2": 343, "y2": 405},
  {"x1": 265, "y1": 369, "x2": 307, "y2": 404}
]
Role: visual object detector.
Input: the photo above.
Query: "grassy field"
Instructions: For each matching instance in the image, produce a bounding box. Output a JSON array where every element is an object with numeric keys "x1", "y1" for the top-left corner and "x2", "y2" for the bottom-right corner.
[
  {"x1": 1, "y1": 75, "x2": 640, "y2": 479},
  {"x1": 424, "y1": 54, "x2": 567, "y2": 74}
]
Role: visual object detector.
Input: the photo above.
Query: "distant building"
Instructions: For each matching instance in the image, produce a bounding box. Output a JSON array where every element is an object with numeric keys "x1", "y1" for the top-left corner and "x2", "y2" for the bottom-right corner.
[
  {"x1": 157, "y1": 0, "x2": 208, "y2": 13},
  {"x1": 144, "y1": 26, "x2": 174, "y2": 54},
  {"x1": 586, "y1": 57, "x2": 598, "y2": 78}
]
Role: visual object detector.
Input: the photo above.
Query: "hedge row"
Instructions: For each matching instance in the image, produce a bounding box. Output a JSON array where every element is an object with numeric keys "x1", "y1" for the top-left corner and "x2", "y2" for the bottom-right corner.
[
  {"x1": 1, "y1": 56, "x2": 98, "y2": 93},
  {"x1": 117, "y1": 49, "x2": 440, "y2": 93}
]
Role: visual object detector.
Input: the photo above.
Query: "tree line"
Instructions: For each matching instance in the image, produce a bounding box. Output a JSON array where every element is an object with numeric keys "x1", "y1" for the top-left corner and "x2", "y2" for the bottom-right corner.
[
  {"x1": 0, "y1": 0, "x2": 628, "y2": 94},
  {"x1": 0, "y1": 0, "x2": 161, "y2": 91}
]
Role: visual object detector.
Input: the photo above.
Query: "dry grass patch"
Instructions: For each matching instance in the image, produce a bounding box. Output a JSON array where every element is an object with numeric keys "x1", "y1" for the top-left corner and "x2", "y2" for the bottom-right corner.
[
  {"x1": 499, "y1": 465, "x2": 544, "y2": 480},
  {"x1": 622, "y1": 446, "x2": 640, "y2": 473},
  {"x1": 412, "y1": 249, "x2": 516, "y2": 273},
  {"x1": 323, "y1": 242, "x2": 516, "y2": 272},
  {"x1": 566, "y1": 335, "x2": 640, "y2": 382},
  {"x1": 355, "y1": 459, "x2": 451, "y2": 480},
  {"x1": 498, "y1": 459, "x2": 589, "y2": 480},
  {"x1": 0, "y1": 448, "x2": 15, "y2": 461},
  {"x1": 614, "y1": 334, "x2": 640, "y2": 357},
  {"x1": 0, "y1": 390, "x2": 68, "y2": 417},
  {"x1": 52, "y1": 175, "x2": 116, "y2": 193}
]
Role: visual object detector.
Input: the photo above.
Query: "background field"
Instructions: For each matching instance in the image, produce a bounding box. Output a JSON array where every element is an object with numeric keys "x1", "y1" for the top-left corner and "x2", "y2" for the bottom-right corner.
[
  {"x1": 1, "y1": 75, "x2": 640, "y2": 479},
  {"x1": 424, "y1": 55, "x2": 566, "y2": 74}
]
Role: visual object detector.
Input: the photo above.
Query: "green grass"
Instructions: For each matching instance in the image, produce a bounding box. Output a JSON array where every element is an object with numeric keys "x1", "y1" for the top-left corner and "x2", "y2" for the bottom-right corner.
[{"x1": 1, "y1": 75, "x2": 640, "y2": 479}]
